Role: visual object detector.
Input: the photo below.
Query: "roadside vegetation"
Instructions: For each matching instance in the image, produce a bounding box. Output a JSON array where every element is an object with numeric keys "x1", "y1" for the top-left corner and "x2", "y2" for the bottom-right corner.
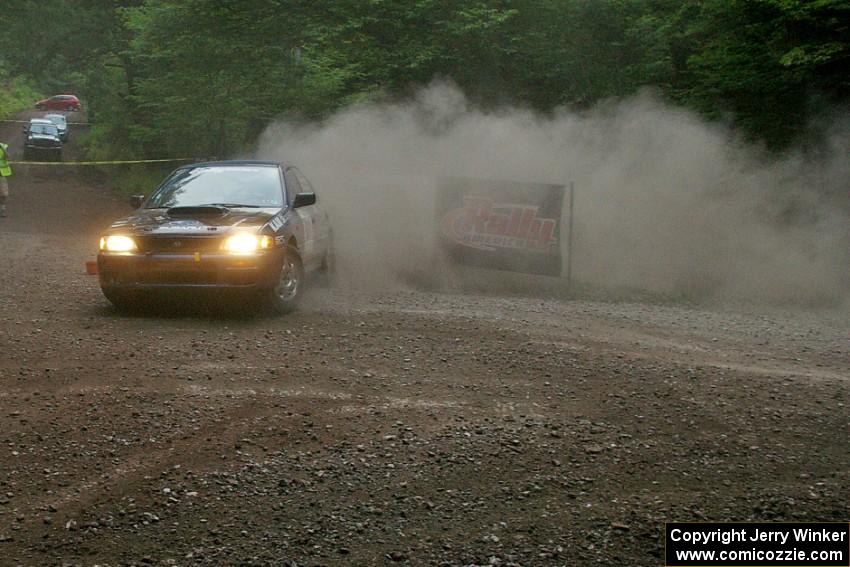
[
  {"x1": 0, "y1": 72, "x2": 40, "y2": 120},
  {"x1": 1, "y1": 0, "x2": 848, "y2": 158}
]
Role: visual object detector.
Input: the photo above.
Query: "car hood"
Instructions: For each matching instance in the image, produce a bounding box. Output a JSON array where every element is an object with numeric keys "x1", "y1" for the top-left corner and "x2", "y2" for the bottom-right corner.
[
  {"x1": 29, "y1": 133, "x2": 61, "y2": 142},
  {"x1": 106, "y1": 207, "x2": 281, "y2": 236}
]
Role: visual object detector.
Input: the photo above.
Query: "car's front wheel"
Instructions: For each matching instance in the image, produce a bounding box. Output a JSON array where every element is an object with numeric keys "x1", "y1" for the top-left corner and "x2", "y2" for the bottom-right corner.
[
  {"x1": 102, "y1": 288, "x2": 142, "y2": 313},
  {"x1": 262, "y1": 248, "x2": 304, "y2": 314}
]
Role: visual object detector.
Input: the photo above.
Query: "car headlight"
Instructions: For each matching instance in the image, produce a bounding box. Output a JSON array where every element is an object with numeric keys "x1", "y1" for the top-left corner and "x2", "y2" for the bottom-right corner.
[
  {"x1": 221, "y1": 233, "x2": 272, "y2": 255},
  {"x1": 99, "y1": 235, "x2": 137, "y2": 252}
]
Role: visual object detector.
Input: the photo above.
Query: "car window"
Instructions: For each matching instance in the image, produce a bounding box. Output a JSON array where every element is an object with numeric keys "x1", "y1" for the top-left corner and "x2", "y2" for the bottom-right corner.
[
  {"x1": 292, "y1": 168, "x2": 315, "y2": 193},
  {"x1": 284, "y1": 169, "x2": 303, "y2": 196},
  {"x1": 30, "y1": 124, "x2": 59, "y2": 135},
  {"x1": 146, "y1": 165, "x2": 284, "y2": 208}
]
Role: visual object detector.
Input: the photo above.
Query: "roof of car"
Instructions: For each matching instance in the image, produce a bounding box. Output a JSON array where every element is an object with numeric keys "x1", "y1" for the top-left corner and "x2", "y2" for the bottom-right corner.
[
  {"x1": 45, "y1": 113, "x2": 66, "y2": 119},
  {"x1": 30, "y1": 118, "x2": 53, "y2": 124},
  {"x1": 180, "y1": 160, "x2": 283, "y2": 169}
]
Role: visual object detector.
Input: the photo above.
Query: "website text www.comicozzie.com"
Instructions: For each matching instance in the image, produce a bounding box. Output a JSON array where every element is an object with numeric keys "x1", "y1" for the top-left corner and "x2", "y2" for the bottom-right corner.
[
  {"x1": 665, "y1": 523, "x2": 849, "y2": 567},
  {"x1": 674, "y1": 548, "x2": 844, "y2": 563}
]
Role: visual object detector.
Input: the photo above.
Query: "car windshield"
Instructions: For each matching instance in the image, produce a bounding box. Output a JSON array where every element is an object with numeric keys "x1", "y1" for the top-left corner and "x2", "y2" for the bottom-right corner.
[
  {"x1": 46, "y1": 115, "x2": 66, "y2": 126},
  {"x1": 30, "y1": 123, "x2": 58, "y2": 135},
  {"x1": 146, "y1": 165, "x2": 284, "y2": 208}
]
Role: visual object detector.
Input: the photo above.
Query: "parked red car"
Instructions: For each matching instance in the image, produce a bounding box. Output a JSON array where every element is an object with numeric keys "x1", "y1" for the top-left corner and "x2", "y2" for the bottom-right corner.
[{"x1": 35, "y1": 94, "x2": 81, "y2": 112}]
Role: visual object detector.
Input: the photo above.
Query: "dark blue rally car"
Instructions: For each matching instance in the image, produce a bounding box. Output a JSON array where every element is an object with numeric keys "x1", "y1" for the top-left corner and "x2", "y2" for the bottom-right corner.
[{"x1": 97, "y1": 161, "x2": 332, "y2": 313}]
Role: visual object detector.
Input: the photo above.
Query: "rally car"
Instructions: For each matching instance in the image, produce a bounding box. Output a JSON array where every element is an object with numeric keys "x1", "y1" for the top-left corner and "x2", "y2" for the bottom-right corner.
[{"x1": 97, "y1": 161, "x2": 333, "y2": 313}]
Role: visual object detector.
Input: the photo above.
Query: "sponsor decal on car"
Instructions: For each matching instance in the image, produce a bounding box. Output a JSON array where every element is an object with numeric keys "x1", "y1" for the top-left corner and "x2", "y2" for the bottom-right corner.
[
  {"x1": 149, "y1": 220, "x2": 211, "y2": 233},
  {"x1": 441, "y1": 197, "x2": 557, "y2": 252},
  {"x1": 268, "y1": 213, "x2": 286, "y2": 232}
]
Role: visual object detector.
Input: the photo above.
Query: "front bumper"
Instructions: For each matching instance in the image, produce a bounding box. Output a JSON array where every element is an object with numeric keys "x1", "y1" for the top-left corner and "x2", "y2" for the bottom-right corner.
[
  {"x1": 25, "y1": 144, "x2": 62, "y2": 152},
  {"x1": 24, "y1": 146, "x2": 62, "y2": 162},
  {"x1": 98, "y1": 250, "x2": 282, "y2": 291}
]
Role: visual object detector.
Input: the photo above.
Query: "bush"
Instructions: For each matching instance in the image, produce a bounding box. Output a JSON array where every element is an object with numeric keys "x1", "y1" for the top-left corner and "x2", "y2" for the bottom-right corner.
[{"x1": 0, "y1": 74, "x2": 41, "y2": 119}]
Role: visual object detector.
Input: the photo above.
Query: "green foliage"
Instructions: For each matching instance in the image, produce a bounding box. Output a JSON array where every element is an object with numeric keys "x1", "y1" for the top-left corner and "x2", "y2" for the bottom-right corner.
[
  {"x1": 1, "y1": 0, "x2": 847, "y2": 155},
  {"x1": 0, "y1": 73, "x2": 41, "y2": 120},
  {"x1": 106, "y1": 163, "x2": 175, "y2": 198},
  {"x1": 670, "y1": 0, "x2": 850, "y2": 147}
]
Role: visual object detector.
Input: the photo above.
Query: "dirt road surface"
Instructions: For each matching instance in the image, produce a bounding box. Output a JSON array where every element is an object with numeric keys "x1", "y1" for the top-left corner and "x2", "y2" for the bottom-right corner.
[{"x1": 0, "y1": 115, "x2": 848, "y2": 566}]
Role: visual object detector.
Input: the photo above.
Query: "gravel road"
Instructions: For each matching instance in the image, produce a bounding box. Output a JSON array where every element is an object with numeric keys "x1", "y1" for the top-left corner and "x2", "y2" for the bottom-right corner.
[{"x1": 0, "y1": 115, "x2": 848, "y2": 566}]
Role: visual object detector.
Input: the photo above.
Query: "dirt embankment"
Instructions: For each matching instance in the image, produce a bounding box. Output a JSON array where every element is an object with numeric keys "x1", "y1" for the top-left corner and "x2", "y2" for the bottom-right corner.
[{"x1": 0, "y1": 112, "x2": 847, "y2": 566}]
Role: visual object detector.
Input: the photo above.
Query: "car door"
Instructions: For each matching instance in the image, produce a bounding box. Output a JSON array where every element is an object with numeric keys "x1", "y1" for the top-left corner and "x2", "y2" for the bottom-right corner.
[
  {"x1": 291, "y1": 167, "x2": 331, "y2": 264},
  {"x1": 284, "y1": 167, "x2": 321, "y2": 270}
]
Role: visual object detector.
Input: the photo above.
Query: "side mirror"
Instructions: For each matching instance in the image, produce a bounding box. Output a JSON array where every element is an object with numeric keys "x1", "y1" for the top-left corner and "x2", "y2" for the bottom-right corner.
[
  {"x1": 129, "y1": 194, "x2": 145, "y2": 208},
  {"x1": 292, "y1": 192, "x2": 316, "y2": 208}
]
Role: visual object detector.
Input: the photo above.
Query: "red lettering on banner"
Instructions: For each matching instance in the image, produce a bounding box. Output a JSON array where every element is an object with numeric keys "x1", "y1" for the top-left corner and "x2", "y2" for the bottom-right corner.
[{"x1": 441, "y1": 198, "x2": 558, "y2": 252}]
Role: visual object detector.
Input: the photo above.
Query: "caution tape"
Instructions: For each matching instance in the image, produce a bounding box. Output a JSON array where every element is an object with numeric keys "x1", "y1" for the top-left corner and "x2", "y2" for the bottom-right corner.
[
  {"x1": 9, "y1": 157, "x2": 197, "y2": 165},
  {"x1": 0, "y1": 119, "x2": 90, "y2": 125}
]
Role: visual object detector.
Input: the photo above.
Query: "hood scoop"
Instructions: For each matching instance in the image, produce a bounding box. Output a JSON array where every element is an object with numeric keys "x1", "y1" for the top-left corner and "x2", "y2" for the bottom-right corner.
[{"x1": 167, "y1": 205, "x2": 229, "y2": 217}]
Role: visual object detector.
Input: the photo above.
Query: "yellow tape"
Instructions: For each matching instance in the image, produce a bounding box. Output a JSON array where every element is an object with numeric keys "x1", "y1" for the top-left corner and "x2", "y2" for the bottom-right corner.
[
  {"x1": 9, "y1": 158, "x2": 197, "y2": 165},
  {"x1": 0, "y1": 119, "x2": 90, "y2": 125}
]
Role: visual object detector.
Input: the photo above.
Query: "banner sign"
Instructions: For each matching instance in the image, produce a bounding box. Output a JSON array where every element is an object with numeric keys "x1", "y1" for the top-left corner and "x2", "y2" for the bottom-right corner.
[{"x1": 438, "y1": 177, "x2": 565, "y2": 276}]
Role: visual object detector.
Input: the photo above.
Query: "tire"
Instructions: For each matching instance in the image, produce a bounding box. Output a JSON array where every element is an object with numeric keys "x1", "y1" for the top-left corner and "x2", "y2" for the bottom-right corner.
[
  {"x1": 66, "y1": 105, "x2": 75, "y2": 112},
  {"x1": 262, "y1": 247, "x2": 304, "y2": 314},
  {"x1": 102, "y1": 288, "x2": 142, "y2": 313},
  {"x1": 35, "y1": 104, "x2": 44, "y2": 110}
]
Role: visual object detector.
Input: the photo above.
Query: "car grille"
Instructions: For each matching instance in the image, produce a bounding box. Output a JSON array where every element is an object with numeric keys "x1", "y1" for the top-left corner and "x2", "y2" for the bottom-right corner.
[
  {"x1": 30, "y1": 139, "x2": 60, "y2": 148},
  {"x1": 137, "y1": 236, "x2": 223, "y2": 253}
]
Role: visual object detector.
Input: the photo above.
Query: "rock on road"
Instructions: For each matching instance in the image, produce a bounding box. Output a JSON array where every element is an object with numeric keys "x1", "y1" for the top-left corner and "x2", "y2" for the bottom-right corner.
[{"x1": 0, "y1": 114, "x2": 848, "y2": 566}]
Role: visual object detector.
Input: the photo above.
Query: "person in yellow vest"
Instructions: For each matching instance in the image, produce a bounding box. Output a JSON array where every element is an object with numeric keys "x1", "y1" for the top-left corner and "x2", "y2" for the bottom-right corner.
[{"x1": 0, "y1": 141, "x2": 10, "y2": 217}]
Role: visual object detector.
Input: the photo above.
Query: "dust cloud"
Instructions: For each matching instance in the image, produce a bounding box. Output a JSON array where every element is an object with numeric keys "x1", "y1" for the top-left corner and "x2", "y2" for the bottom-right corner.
[{"x1": 257, "y1": 83, "x2": 850, "y2": 305}]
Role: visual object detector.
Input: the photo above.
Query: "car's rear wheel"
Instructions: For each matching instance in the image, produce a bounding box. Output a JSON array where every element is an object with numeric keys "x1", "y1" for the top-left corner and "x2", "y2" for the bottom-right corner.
[
  {"x1": 66, "y1": 105, "x2": 75, "y2": 112},
  {"x1": 35, "y1": 104, "x2": 44, "y2": 110},
  {"x1": 262, "y1": 248, "x2": 304, "y2": 314}
]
